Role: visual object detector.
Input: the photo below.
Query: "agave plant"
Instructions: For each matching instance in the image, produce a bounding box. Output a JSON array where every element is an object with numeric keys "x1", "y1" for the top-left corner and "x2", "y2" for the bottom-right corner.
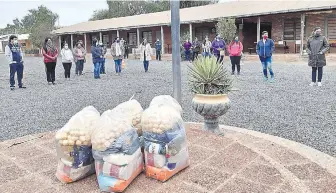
[{"x1": 188, "y1": 57, "x2": 232, "y2": 95}]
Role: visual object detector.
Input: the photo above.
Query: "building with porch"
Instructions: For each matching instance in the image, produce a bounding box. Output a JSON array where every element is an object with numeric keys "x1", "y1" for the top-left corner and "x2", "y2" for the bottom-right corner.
[{"x1": 54, "y1": 1, "x2": 336, "y2": 56}]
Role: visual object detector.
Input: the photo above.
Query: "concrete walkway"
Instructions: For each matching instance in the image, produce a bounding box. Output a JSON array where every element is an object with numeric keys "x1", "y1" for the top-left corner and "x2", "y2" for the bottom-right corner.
[{"x1": 0, "y1": 123, "x2": 335, "y2": 193}]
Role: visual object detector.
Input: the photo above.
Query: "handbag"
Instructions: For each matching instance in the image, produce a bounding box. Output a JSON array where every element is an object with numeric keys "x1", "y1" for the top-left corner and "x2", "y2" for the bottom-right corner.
[
  {"x1": 122, "y1": 59, "x2": 126, "y2": 69},
  {"x1": 220, "y1": 50, "x2": 225, "y2": 56}
]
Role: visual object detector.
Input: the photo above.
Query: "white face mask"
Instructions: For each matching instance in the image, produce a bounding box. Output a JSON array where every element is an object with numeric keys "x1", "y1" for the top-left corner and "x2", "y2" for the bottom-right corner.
[
  {"x1": 13, "y1": 40, "x2": 18, "y2": 45},
  {"x1": 64, "y1": 46, "x2": 69, "y2": 49}
]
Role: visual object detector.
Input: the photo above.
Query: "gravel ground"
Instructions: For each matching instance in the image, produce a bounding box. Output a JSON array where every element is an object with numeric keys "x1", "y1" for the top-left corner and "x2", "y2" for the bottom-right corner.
[{"x1": 0, "y1": 55, "x2": 336, "y2": 157}]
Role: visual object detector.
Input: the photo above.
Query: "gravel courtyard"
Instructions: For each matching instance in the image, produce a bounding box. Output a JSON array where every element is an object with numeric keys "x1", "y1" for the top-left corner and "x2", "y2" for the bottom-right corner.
[{"x1": 0, "y1": 55, "x2": 335, "y2": 157}]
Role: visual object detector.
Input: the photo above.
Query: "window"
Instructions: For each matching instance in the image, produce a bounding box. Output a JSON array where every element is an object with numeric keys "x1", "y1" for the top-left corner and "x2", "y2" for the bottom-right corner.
[
  {"x1": 142, "y1": 31, "x2": 152, "y2": 44},
  {"x1": 283, "y1": 18, "x2": 301, "y2": 40},
  {"x1": 195, "y1": 27, "x2": 211, "y2": 42},
  {"x1": 102, "y1": 34, "x2": 109, "y2": 45},
  {"x1": 328, "y1": 17, "x2": 336, "y2": 40},
  {"x1": 128, "y1": 32, "x2": 137, "y2": 46}
]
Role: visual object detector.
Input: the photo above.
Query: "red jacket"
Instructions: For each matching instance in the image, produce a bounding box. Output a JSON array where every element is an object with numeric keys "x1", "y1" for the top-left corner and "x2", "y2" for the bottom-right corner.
[
  {"x1": 228, "y1": 41, "x2": 243, "y2": 56},
  {"x1": 42, "y1": 48, "x2": 58, "y2": 63}
]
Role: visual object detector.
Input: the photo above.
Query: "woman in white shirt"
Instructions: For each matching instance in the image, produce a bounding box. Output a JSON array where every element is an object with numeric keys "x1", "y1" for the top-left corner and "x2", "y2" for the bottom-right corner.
[
  {"x1": 140, "y1": 38, "x2": 152, "y2": 72},
  {"x1": 61, "y1": 43, "x2": 74, "y2": 80}
]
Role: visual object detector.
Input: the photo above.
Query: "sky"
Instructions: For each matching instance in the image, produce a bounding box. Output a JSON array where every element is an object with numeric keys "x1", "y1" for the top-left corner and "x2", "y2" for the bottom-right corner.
[{"x1": 0, "y1": 0, "x2": 235, "y2": 29}]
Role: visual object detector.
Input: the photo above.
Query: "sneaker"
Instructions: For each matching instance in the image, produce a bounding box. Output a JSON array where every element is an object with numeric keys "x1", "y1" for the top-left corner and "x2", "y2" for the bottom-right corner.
[
  {"x1": 317, "y1": 82, "x2": 322, "y2": 87},
  {"x1": 263, "y1": 77, "x2": 268, "y2": 81},
  {"x1": 52, "y1": 82, "x2": 56, "y2": 85},
  {"x1": 309, "y1": 82, "x2": 316, "y2": 86},
  {"x1": 269, "y1": 77, "x2": 275, "y2": 83},
  {"x1": 48, "y1": 82, "x2": 52, "y2": 85},
  {"x1": 237, "y1": 72, "x2": 240, "y2": 75},
  {"x1": 19, "y1": 86, "x2": 26, "y2": 89},
  {"x1": 231, "y1": 72, "x2": 235, "y2": 75},
  {"x1": 10, "y1": 86, "x2": 15, "y2": 91}
]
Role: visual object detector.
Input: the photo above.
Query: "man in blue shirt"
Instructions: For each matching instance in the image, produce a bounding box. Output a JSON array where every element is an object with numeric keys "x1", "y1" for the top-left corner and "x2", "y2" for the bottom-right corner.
[
  {"x1": 155, "y1": 39, "x2": 162, "y2": 61},
  {"x1": 256, "y1": 31, "x2": 275, "y2": 82},
  {"x1": 5, "y1": 35, "x2": 26, "y2": 90}
]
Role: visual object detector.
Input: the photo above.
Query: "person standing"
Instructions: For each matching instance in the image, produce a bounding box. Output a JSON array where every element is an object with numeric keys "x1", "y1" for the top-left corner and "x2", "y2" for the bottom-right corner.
[
  {"x1": 155, "y1": 39, "x2": 162, "y2": 61},
  {"x1": 202, "y1": 36, "x2": 212, "y2": 57},
  {"x1": 124, "y1": 41, "x2": 129, "y2": 59},
  {"x1": 183, "y1": 39, "x2": 192, "y2": 62},
  {"x1": 256, "y1": 31, "x2": 275, "y2": 82},
  {"x1": 228, "y1": 36, "x2": 243, "y2": 75},
  {"x1": 42, "y1": 37, "x2": 58, "y2": 85},
  {"x1": 99, "y1": 40, "x2": 107, "y2": 74},
  {"x1": 111, "y1": 38, "x2": 123, "y2": 75},
  {"x1": 73, "y1": 42, "x2": 86, "y2": 75},
  {"x1": 91, "y1": 38, "x2": 102, "y2": 79},
  {"x1": 140, "y1": 38, "x2": 152, "y2": 72},
  {"x1": 192, "y1": 37, "x2": 201, "y2": 61},
  {"x1": 5, "y1": 35, "x2": 26, "y2": 90},
  {"x1": 307, "y1": 27, "x2": 329, "y2": 87},
  {"x1": 212, "y1": 35, "x2": 226, "y2": 64},
  {"x1": 61, "y1": 43, "x2": 74, "y2": 80}
]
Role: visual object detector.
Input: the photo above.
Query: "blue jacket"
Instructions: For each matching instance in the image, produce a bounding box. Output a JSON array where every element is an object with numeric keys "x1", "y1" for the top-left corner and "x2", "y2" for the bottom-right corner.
[
  {"x1": 256, "y1": 39, "x2": 275, "y2": 58},
  {"x1": 91, "y1": 45, "x2": 102, "y2": 63},
  {"x1": 155, "y1": 41, "x2": 161, "y2": 51},
  {"x1": 5, "y1": 43, "x2": 22, "y2": 64}
]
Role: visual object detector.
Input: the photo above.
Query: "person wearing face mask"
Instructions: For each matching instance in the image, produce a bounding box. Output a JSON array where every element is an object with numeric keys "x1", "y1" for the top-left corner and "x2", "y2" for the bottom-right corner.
[
  {"x1": 307, "y1": 27, "x2": 329, "y2": 87},
  {"x1": 211, "y1": 34, "x2": 226, "y2": 64},
  {"x1": 91, "y1": 38, "x2": 103, "y2": 79},
  {"x1": 256, "y1": 31, "x2": 275, "y2": 82},
  {"x1": 42, "y1": 37, "x2": 59, "y2": 85},
  {"x1": 111, "y1": 37, "x2": 123, "y2": 75},
  {"x1": 192, "y1": 37, "x2": 201, "y2": 61},
  {"x1": 73, "y1": 41, "x2": 86, "y2": 76},
  {"x1": 183, "y1": 39, "x2": 192, "y2": 62},
  {"x1": 140, "y1": 38, "x2": 152, "y2": 72},
  {"x1": 99, "y1": 41, "x2": 107, "y2": 74},
  {"x1": 5, "y1": 35, "x2": 26, "y2": 90},
  {"x1": 61, "y1": 43, "x2": 74, "y2": 80},
  {"x1": 202, "y1": 36, "x2": 212, "y2": 57},
  {"x1": 228, "y1": 36, "x2": 243, "y2": 75},
  {"x1": 155, "y1": 39, "x2": 162, "y2": 61}
]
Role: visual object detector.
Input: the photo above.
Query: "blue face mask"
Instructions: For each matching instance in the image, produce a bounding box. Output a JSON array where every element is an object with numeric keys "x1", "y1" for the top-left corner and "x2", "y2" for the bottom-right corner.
[{"x1": 234, "y1": 39, "x2": 238, "y2": 43}]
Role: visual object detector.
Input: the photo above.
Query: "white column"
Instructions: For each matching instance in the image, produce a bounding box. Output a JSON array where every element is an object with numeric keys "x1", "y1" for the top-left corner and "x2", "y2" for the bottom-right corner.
[
  {"x1": 189, "y1": 23, "x2": 192, "y2": 41},
  {"x1": 257, "y1": 17, "x2": 261, "y2": 42},
  {"x1": 99, "y1": 32, "x2": 102, "y2": 42},
  {"x1": 58, "y1": 36, "x2": 62, "y2": 50},
  {"x1": 117, "y1": 30, "x2": 120, "y2": 37},
  {"x1": 84, "y1": 33, "x2": 87, "y2": 50},
  {"x1": 300, "y1": 13, "x2": 305, "y2": 55},
  {"x1": 137, "y1": 28, "x2": 140, "y2": 46},
  {"x1": 161, "y1": 26, "x2": 164, "y2": 54},
  {"x1": 70, "y1": 34, "x2": 73, "y2": 49}
]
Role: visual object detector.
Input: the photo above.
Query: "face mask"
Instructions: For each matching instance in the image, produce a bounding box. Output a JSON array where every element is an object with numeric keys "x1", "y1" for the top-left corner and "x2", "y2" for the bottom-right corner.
[
  {"x1": 64, "y1": 46, "x2": 68, "y2": 49},
  {"x1": 13, "y1": 40, "x2": 18, "y2": 45},
  {"x1": 263, "y1": 35, "x2": 268, "y2": 39},
  {"x1": 315, "y1": 31, "x2": 321, "y2": 36},
  {"x1": 234, "y1": 39, "x2": 238, "y2": 42}
]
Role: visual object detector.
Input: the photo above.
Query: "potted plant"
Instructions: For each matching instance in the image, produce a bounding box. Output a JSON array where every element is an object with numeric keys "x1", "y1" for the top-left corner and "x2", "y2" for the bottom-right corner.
[{"x1": 188, "y1": 56, "x2": 233, "y2": 134}]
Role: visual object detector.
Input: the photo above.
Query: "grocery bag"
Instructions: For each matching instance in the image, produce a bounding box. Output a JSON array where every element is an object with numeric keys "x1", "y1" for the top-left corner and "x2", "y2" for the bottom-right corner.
[
  {"x1": 122, "y1": 59, "x2": 126, "y2": 69},
  {"x1": 92, "y1": 111, "x2": 143, "y2": 193},
  {"x1": 141, "y1": 105, "x2": 189, "y2": 182},
  {"x1": 149, "y1": 95, "x2": 182, "y2": 114},
  {"x1": 55, "y1": 106, "x2": 100, "y2": 183}
]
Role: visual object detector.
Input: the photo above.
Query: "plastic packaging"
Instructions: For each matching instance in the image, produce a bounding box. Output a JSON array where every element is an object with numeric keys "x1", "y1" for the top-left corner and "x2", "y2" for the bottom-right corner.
[
  {"x1": 92, "y1": 110, "x2": 143, "y2": 192},
  {"x1": 55, "y1": 106, "x2": 100, "y2": 183},
  {"x1": 141, "y1": 105, "x2": 189, "y2": 182},
  {"x1": 149, "y1": 95, "x2": 183, "y2": 114}
]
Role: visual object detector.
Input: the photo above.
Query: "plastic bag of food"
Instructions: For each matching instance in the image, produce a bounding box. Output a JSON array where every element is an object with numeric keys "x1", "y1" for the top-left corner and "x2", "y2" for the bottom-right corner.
[
  {"x1": 55, "y1": 106, "x2": 100, "y2": 183},
  {"x1": 141, "y1": 105, "x2": 189, "y2": 182},
  {"x1": 92, "y1": 111, "x2": 143, "y2": 193},
  {"x1": 149, "y1": 95, "x2": 182, "y2": 114}
]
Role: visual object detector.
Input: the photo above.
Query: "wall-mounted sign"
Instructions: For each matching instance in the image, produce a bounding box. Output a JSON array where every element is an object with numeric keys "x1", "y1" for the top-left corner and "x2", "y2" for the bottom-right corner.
[
  {"x1": 278, "y1": 41, "x2": 283, "y2": 45},
  {"x1": 296, "y1": 40, "x2": 301, "y2": 44}
]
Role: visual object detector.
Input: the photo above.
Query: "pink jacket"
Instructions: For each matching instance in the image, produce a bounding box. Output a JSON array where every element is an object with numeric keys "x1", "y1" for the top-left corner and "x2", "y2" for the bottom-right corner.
[{"x1": 228, "y1": 41, "x2": 243, "y2": 56}]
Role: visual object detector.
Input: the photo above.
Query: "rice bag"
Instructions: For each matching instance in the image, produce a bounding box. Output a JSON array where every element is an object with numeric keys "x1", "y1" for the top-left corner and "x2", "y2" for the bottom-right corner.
[
  {"x1": 149, "y1": 95, "x2": 182, "y2": 114},
  {"x1": 92, "y1": 111, "x2": 143, "y2": 193},
  {"x1": 55, "y1": 106, "x2": 100, "y2": 183},
  {"x1": 141, "y1": 105, "x2": 190, "y2": 182}
]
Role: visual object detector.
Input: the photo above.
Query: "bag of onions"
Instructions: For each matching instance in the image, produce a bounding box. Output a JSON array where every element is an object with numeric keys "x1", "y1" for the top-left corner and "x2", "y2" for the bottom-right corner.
[
  {"x1": 92, "y1": 111, "x2": 143, "y2": 193},
  {"x1": 149, "y1": 95, "x2": 182, "y2": 114},
  {"x1": 141, "y1": 105, "x2": 190, "y2": 182},
  {"x1": 55, "y1": 106, "x2": 100, "y2": 183}
]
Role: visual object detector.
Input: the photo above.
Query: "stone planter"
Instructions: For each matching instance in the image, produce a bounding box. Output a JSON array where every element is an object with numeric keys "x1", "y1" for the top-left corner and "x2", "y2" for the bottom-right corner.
[{"x1": 192, "y1": 94, "x2": 230, "y2": 133}]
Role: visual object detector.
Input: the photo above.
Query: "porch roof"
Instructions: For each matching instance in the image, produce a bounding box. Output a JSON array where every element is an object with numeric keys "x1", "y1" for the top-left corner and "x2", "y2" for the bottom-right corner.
[{"x1": 54, "y1": 0, "x2": 336, "y2": 35}]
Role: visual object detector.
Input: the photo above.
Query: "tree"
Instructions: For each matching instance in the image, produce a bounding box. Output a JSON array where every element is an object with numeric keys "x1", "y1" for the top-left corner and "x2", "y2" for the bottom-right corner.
[
  {"x1": 216, "y1": 18, "x2": 237, "y2": 43},
  {"x1": 180, "y1": 0, "x2": 218, "y2": 8}
]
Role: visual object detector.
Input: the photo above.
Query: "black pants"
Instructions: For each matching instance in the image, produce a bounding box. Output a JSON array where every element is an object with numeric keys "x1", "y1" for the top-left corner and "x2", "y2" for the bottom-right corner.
[
  {"x1": 312, "y1": 67, "x2": 323, "y2": 82},
  {"x1": 124, "y1": 50, "x2": 129, "y2": 59},
  {"x1": 192, "y1": 51, "x2": 199, "y2": 61},
  {"x1": 45, "y1": 62, "x2": 56, "y2": 83},
  {"x1": 156, "y1": 50, "x2": 161, "y2": 60},
  {"x1": 216, "y1": 54, "x2": 224, "y2": 64},
  {"x1": 230, "y1": 56, "x2": 241, "y2": 73},
  {"x1": 62, "y1": 62, "x2": 72, "y2": 78}
]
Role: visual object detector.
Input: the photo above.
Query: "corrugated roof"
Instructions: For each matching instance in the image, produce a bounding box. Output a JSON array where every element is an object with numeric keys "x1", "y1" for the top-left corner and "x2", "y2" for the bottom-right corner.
[{"x1": 54, "y1": 0, "x2": 336, "y2": 35}]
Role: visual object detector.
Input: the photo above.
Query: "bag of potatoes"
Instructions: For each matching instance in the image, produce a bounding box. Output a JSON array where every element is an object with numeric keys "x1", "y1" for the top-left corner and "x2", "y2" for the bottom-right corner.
[
  {"x1": 141, "y1": 104, "x2": 189, "y2": 182},
  {"x1": 92, "y1": 111, "x2": 143, "y2": 193},
  {"x1": 149, "y1": 95, "x2": 182, "y2": 114},
  {"x1": 55, "y1": 106, "x2": 100, "y2": 183}
]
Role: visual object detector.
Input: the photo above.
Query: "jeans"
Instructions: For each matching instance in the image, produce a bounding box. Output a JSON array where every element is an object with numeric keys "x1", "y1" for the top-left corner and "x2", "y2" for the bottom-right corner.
[
  {"x1": 185, "y1": 50, "x2": 191, "y2": 61},
  {"x1": 100, "y1": 58, "x2": 105, "y2": 74},
  {"x1": 312, "y1": 67, "x2": 323, "y2": 82},
  {"x1": 45, "y1": 62, "x2": 56, "y2": 83},
  {"x1": 76, "y1": 60, "x2": 84, "y2": 75},
  {"x1": 62, "y1": 62, "x2": 72, "y2": 78},
  {"x1": 215, "y1": 54, "x2": 224, "y2": 64},
  {"x1": 192, "y1": 51, "x2": 199, "y2": 61},
  {"x1": 259, "y1": 56, "x2": 274, "y2": 78},
  {"x1": 9, "y1": 62, "x2": 23, "y2": 87},
  {"x1": 202, "y1": 52, "x2": 211, "y2": 57},
  {"x1": 93, "y1": 62, "x2": 101, "y2": 79},
  {"x1": 144, "y1": 61, "x2": 149, "y2": 72},
  {"x1": 114, "y1": 59, "x2": 122, "y2": 73},
  {"x1": 230, "y1": 56, "x2": 241, "y2": 73},
  {"x1": 156, "y1": 50, "x2": 161, "y2": 61}
]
